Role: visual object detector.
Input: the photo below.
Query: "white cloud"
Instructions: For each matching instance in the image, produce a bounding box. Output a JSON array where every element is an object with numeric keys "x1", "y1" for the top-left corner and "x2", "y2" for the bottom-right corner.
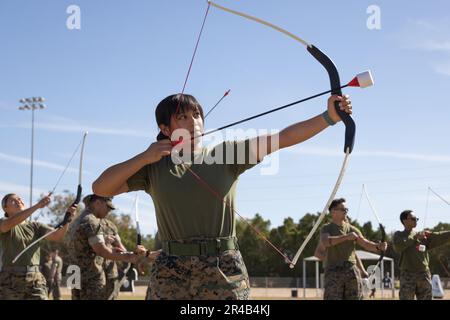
[
  {"x1": 401, "y1": 19, "x2": 450, "y2": 52},
  {"x1": 397, "y1": 19, "x2": 450, "y2": 76},
  {"x1": 434, "y1": 61, "x2": 450, "y2": 76},
  {"x1": 288, "y1": 146, "x2": 450, "y2": 162},
  {"x1": 0, "y1": 152, "x2": 82, "y2": 173},
  {"x1": 416, "y1": 40, "x2": 450, "y2": 52},
  {"x1": 2, "y1": 111, "x2": 152, "y2": 137},
  {"x1": 0, "y1": 181, "x2": 46, "y2": 198},
  {"x1": 1, "y1": 121, "x2": 151, "y2": 138}
]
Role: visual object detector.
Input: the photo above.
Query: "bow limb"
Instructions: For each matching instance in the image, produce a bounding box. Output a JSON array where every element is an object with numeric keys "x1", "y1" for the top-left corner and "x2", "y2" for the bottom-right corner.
[
  {"x1": 12, "y1": 132, "x2": 88, "y2": 264},
  {"x1": 362, "y1": 185, "x2": 386, "y2": 282},
  {"x1": 289, "y1": 152, "x2": 351, "y2": 268},
  {"x1": 306, "y1": 46, "x2": 356, "y2": 153},
  {"x1": 289, "y1": 47, "x2": 357, "y2": 268},
  {"x1": 56, "y1": 131, "x2": 88, "y2": 228},
  {"x1": 209, "y1": 1, "x2": 310, "y2": 47},
  {"x1": 135, "y1": 195, "x2": 142, "y2": 246}
]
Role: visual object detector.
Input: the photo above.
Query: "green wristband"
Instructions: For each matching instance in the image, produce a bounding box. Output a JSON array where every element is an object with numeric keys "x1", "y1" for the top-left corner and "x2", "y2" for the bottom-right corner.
[{"x1": 322, "y1": 111, "x2": 336, "y2": 126}]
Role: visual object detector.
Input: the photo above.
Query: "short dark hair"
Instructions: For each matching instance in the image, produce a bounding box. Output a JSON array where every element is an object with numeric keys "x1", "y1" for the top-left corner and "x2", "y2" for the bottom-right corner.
[
  {"x1": 155, "y1": 94, "x2": 204, "y2": 141},
  {"x1": 2, "y1": 193, "x2": 15, "y2": 217},
  {"x1": 329, "y1": 198, "x2": 346, "y2": 211},
  {"x1": 400, "y1": 210, "x2": 413, "y2": 225}
]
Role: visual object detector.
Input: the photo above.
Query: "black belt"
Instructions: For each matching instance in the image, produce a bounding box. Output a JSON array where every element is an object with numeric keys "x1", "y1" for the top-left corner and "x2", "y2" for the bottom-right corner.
[{"x1": 162, "y1": 237, "x2": 239, "y2": 256}]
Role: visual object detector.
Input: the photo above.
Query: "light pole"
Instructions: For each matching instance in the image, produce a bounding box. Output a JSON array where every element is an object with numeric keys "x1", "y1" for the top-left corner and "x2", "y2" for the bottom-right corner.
[{"x1": 18, "y1": 97, "x2": 46, "y2": 207}]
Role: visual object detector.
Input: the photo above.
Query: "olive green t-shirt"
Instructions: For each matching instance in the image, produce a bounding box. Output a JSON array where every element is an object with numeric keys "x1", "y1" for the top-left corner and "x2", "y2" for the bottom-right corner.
[
  {"x1": 0, "y1": 219, "x2": 53, "y2": 267},
  {"x1": 393, "y1": 230, "x2": 450, "y2": 272},
  {"x1": 320, "y1": 222, "x2": 363, "y2": 268},
  {"x1": 127, "y1": 140, "x2": 258, "y2": 242}
]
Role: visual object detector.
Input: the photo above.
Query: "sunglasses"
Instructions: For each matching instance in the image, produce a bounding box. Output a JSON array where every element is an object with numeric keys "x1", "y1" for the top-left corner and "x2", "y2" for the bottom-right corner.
[
  {"x1": 409, "y1": 217, "x2": 419, "y2": 222},
  {"x1": 334, "y1": 208, "x2": 349, "y2": 213}
]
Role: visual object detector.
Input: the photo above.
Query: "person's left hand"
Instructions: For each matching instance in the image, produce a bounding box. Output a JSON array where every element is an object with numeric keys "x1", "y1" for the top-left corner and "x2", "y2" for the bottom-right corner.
[
  {"x1": 327, "y1": 94, "x2": 352, "y2": 123},
  {"x1": 378, "y1": 242, "x2": 388, "y2": 252}
]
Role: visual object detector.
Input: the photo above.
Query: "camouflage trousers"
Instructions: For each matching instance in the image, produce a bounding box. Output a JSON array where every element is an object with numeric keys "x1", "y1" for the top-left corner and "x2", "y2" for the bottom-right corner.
[
  {"x1": 145, "y1": 250, "x2": 250, "y2": 300},
  {"x1": 71, "y1": 272, "x2": 107, "y2": 300},
  {"x1": 0, "y1": 271, "x2": 48, "y2": 300},
  {"x1": 48, "y1": 278, "x2": 62, "y2": 300},
  {"x1": 71, "y1": 275, "x2": 120, "y2": 300},
  {"x1": 105, "y1": 277, "x2": 120, "y2": 300},
  {"x1": 324, "y1": 264, "x2": 363, "y2": 300},
  {"x1": 399, "y1": 270, "x2": 432, "y2": 300}
]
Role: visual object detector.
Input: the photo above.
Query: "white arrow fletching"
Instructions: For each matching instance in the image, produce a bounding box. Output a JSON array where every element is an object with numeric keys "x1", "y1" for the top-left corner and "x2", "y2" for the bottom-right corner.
[{"x1": 356, "y1": 70, "x2": 374, "y2": 88}]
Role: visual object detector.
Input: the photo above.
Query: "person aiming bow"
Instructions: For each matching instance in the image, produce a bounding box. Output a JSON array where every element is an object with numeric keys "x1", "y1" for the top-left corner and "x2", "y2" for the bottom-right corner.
[
  {"x1": 0, "y1": 193, "x2": 77, "y2": 300},
  {"x1": 92, "y1": 92, "x2": 353, "y2": 300}
]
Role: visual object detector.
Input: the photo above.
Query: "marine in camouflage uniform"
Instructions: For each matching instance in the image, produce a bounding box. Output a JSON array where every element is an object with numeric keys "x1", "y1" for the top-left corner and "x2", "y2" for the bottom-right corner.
[
  {"x1": 102, "y1": 219, "x2": 121, "y2": 300},
  {"x1": 41, "y1": 253, "x2": 54, "y2": 296},
  {"x1": 51, "y1": 251, "x2": 63, "y2": 300},
  {"x1": 67, "y1": 195, "x2": 138, "y2": 300},
  {"x1": 319, "y1": 198, "x2": 387, "y2": 300},
  {"x1": 393, "y1": 210, "x2": 450, "y2": 300},
  {"x1": 0, "y1": 193, "x2": 76, "y2": 300},
  {"x1": 92, "y1": 94, "x2": 354, "y2": 300}
]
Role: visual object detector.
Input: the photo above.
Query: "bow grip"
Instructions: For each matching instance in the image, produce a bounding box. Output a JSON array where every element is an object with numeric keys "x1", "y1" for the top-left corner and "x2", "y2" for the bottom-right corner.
[
  {"x1": 307, "y1": 45, "x2": 356, "y2": 153},
  {"x1": 56, "y1": 184, "x2": 82, "y2": 228}
]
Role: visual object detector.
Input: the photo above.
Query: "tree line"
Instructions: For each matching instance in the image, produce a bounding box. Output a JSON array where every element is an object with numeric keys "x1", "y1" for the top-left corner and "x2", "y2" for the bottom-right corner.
[{"x1": 40, "y1": 191, "x2": 450, "y2": 278}]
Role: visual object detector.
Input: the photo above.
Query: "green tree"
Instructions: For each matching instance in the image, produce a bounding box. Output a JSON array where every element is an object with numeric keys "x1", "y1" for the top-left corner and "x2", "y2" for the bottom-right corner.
[{"x1": 236, "y1": 214, "x2": 272, "y2": 277}]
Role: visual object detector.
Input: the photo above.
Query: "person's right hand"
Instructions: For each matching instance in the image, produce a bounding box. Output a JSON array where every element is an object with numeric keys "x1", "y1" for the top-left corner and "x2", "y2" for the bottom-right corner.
[
  {"x1": 36, "y1": 196, "x2": 51, "y2": 209},
  {"x1": 346, "y1": 232, "x2": 359, "y2": 241},
  {"x1": 143, "y1": 140, "x2": 173, "y2": 164}
]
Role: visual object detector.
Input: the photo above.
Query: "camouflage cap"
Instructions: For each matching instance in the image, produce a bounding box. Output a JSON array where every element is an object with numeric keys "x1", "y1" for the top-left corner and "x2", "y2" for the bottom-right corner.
[{"x1": 83, "y1": 194, "x2": 116, "y2": 210}]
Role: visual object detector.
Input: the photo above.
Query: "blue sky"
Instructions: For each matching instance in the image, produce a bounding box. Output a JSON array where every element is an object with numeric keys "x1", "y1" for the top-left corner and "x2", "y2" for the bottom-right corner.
[{"x1": 1, "y1": 0, "x2": 450, "y2": 236}]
